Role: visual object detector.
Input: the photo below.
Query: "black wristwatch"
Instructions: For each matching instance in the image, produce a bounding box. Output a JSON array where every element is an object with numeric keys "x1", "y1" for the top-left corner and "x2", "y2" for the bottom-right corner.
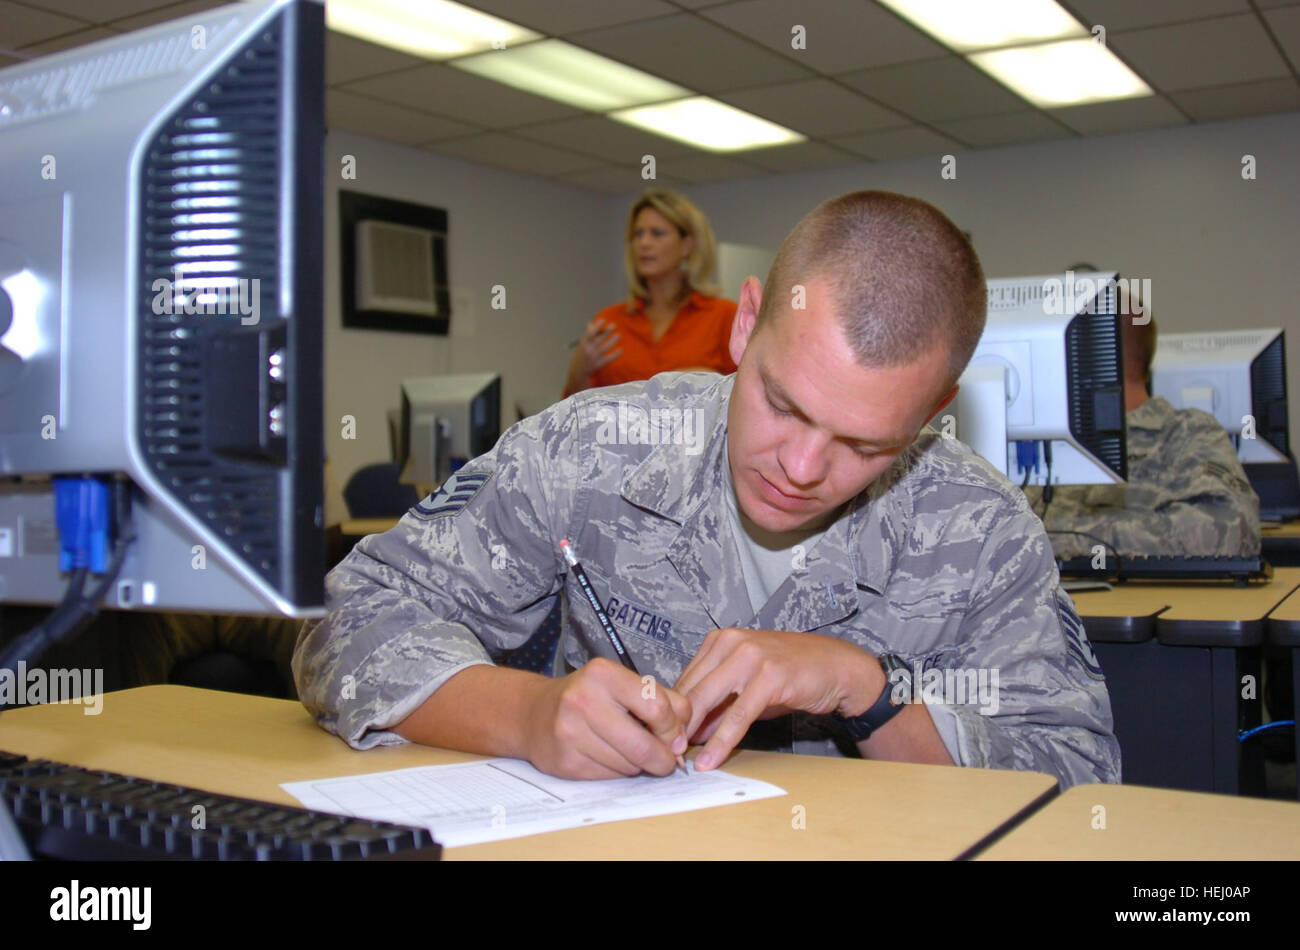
[{"x1": 831, "y1": 653, "x2": 911, "y2": 742}]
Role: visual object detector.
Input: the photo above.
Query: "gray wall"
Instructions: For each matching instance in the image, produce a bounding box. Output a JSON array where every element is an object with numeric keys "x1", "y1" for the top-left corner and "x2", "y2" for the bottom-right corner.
[{"x1": 323, "y1": 131, "x2": 623, "y2": 519}]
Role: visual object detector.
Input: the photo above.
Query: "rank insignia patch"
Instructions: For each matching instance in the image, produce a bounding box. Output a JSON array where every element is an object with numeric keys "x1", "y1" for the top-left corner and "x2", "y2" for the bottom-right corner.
[{"x1": 411, "y1": 470, "x2": 491, "y2": 519}]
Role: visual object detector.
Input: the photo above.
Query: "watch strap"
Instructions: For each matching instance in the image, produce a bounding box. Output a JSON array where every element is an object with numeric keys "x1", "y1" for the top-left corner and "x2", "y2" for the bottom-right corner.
[{"x1": 832, "y1": 654, "x2": 908, "y2": 741}]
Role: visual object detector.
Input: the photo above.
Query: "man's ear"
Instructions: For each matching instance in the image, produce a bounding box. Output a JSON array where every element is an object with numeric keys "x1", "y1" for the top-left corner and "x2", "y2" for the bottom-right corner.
[
  {"x1": 925, "y1": 385, "x2": 958, "y2": 426},
  {"x1": 729, "y1": 276, "x2": 763, "y2": 365}
]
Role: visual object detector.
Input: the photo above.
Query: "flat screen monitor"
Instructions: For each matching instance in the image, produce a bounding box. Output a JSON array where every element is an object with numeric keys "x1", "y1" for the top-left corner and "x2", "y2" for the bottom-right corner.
[
  {"x1": 0, "y1": 0, "x2": 325, "y2": 616},
  {"x1": 1152, "y1": 328, "x2": 1296, "y2": 520},
  {"x1": 953, "y1": 271, "x2": 1127, "y2": 486},
  {"x1": 398, "y1": 374, "x2": 502, "y2": 487}
]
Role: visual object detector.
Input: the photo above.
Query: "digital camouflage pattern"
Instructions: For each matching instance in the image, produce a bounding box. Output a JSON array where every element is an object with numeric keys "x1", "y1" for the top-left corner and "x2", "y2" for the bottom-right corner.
[
  {"x1": 294, "y1": 373, "x2": 1120, "y2": 789},
  {"x1": 1032, "y1": 396, "x2": 1260, "y2": 559}
]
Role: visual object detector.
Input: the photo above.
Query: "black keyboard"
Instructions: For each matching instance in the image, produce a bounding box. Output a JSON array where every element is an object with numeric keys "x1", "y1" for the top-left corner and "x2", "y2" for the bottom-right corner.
[
  {"x1": 0, "y1": 751, "x2": 441, "y2": 861},
  {"x1": 1057, "y1": 554, "x2": 1272, "y2": 583}
]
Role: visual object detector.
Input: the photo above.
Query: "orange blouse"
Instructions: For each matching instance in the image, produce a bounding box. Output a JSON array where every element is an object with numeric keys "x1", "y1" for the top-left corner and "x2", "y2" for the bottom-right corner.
[{"x1": 568, "y1": 292, "x2": 739, "y2": 397}]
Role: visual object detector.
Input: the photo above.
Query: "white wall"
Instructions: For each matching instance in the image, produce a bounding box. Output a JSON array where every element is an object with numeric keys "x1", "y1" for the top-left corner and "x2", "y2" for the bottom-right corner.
[
  {"x1": 322, "y1": 131, "x2": 623, "y2": 519},
  {"x1": 682, "y1": 110, "x2": 1300, "y2": 454}
]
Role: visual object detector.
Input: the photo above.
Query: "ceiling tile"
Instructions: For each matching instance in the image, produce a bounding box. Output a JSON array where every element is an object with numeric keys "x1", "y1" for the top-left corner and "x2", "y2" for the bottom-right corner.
[
  {"x1": 513, "y1": 115, "x2": 694, "y2": 164},
  {"x1": 569, "y1": 13, "x2": 813, "y2": 93},
  {"x1": 107, "y1": 0, "x2": 230, "y2": 33},
  {"x1": 17, "y1": 25, "x2": 119, "y2": 56},
  {"x1": 344, "y1": 63, "x2": 584, "y2": 128},
  {"x1": 735, "y1": 139, "x2": 860, "y2": 172},
  {"x1": 1263, "y1": 6, "x2": 1300, "y2": 65},
  {"x1": 659, "y1": 152, "x2": 767, "y2": 181},
  {"x1": 326, "y1": 31, "x2": 427, "y2": 86},
  {"x1": 425, "y1": 132, "x2": 600, "y2": 176},
  {"x1": 553, "y1": 164, "x2": 686, "y2": 193},
  {"x1": 719, "y1": 78, "x2": 906, "y2": 135},
  {"x1": 326, "y1": 90, "x2": 480, "y2": 145},
  {"x1": 699, "y1": 0, "x2": 947, "y2": 74},
  {"x1": 1109, "y1": 15, "x2": 1291, "y2": 91},
  {"x1": 839, "y1": 57, "x2": 1027, "y2": 121},
  {"x1": 1047, "y1": 94, "x2": 1189, "y2": 134},
  {"x1": 459, "y1": 0, "x2": 678, "y2": 34},
  {"x1": 934, "y1": 111, "x2": 1074, "y2": 148},
  {"x1": 26, "y1": 0, "x2": 168, "y2": 23},
  {"x1": 0, "y1": 1, "x2": 88, "y2": 48},
  {"x1": 1167, "y1": 77, "x2": 1300, "y2": 120},
  {"x1": 830, "y1": 125, "x2": 961, "y2": 161},
  {"x1": 1063, "y1": 0, "x2": 1250, "y2": 32}
]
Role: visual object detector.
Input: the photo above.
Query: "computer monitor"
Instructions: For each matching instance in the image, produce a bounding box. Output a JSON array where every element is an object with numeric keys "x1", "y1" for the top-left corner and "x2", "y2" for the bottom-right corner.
[
  {"x1": 1151, "y1": 328, "x2": 1297, "y2": 519},
  {"x1": 952, "y1": 271, "x2": 1128, "y2": 486},
  {"x1": 0, "y1": 0, "x2": 325, "y2": 617},
  {"x1": 398, "y1": 374, "x2": 502, "y2": 487}
]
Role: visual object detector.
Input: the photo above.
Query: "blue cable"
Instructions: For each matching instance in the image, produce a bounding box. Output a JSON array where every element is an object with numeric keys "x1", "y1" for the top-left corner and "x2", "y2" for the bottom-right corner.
[
  {"x1": 53, "y1": 476, "x2": 112, "y2": 573},
  {"x1": 1015, "y1": 440, "x2": 1040, "y2": 476},
  {"x1": 1238, "y1": 720, "x2": 1295, "y2": 741}
]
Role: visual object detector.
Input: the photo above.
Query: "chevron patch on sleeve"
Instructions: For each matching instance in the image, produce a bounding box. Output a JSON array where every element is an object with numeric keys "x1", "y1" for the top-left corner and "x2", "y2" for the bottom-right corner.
[{"x1": 410, "y1": 470, "x2": 492, "y2": 519}]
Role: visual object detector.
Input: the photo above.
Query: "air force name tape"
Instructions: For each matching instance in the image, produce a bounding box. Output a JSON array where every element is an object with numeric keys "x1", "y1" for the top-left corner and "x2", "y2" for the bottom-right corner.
[{"x1": 412, "y1": 470, "x2": 491, "y2": 519}]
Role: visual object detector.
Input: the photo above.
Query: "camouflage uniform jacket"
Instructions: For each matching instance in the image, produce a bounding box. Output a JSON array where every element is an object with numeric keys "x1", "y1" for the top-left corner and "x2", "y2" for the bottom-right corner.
[
  {"x1": 294, "y1": 373, "x2": 1120, "y2": 788},
  {"x1": 1034, "y1": 396, "x2": 1260, "y2": 559}
]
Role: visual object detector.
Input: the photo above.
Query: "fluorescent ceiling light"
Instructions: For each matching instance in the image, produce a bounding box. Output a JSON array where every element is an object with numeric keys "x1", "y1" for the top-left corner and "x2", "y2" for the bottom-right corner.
[
  {"x1": 877, "y1": 0, "x2": 1087, "y2": 52},
  {"x1": 327, "y1": 0, "x2": 540, "y2": 59},
  {"x1": 451, "y1": 40, "x2": 689, "y2": 111},
  {"x1": 610, "y1": 97, "x2": 804, "y2": 152},
  {"x1": 970, "y1": 38, "x2": 1152, "y2": 107}
]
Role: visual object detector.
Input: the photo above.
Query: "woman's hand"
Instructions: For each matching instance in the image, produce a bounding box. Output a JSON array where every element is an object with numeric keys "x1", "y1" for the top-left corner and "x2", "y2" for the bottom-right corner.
[{"x1": 564, "y1": 318, "x2": 622, "y2": 394}]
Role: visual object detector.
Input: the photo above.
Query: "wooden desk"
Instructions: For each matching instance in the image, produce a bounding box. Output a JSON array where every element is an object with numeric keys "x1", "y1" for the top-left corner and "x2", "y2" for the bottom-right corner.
[
  {"x1": 1066, "y1": 570, "x2": 1300, "y2": 796},
  {"x1": 1069, "y1": 585, "x2": 1170, "y2": 643},
  {"x1": 1155, "y1": 566, "x2": 1300, "y2": 646},
  {"x1": 1263, "y1": 521, "x2": 1300, "y2": 567},
  {"x1": 1068, "y1": 567, "x2": 1300, "y2": 647},
  {"x1": 1267, "y1": 585, "x2": 1300, "y2": 647},
  {"x1": 340, "y1": 518, "x2": 401, "y2": 538},
  {"x1": 977, "y1": 783, "x2": 1300, "y2": 860},
  {"x1": 0, "y1": 686, "x2": 1059, "y2": 860}
]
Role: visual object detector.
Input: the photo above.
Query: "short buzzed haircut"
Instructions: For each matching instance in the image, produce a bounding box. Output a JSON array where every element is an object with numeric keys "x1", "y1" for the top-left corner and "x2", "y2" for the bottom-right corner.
[{"x1": 757, "y1": 191, "x2": 986, "y2": 388}]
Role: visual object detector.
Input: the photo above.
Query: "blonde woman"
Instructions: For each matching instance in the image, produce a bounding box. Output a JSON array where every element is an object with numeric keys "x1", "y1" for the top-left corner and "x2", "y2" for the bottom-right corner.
[{"x1": 563, "y1": 190, "x2": 738, "y2": 397}]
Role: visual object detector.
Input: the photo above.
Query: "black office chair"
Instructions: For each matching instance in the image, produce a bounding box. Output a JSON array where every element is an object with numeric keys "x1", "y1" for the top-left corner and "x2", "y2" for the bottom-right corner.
[{"x1": 343, "y1": 462, "x2": 420, "y2": 518}]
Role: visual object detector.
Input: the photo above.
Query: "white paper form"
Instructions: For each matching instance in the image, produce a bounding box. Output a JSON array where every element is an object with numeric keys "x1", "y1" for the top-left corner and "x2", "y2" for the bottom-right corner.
[{"x1": 282, "y1": 758, "x2": 786, "y2": 848}]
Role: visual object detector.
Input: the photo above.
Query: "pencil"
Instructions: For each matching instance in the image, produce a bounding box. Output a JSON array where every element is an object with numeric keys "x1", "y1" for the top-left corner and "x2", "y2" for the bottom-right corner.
[{"x1": 559, "y1": 539, "x2": 688, "y2": 775}]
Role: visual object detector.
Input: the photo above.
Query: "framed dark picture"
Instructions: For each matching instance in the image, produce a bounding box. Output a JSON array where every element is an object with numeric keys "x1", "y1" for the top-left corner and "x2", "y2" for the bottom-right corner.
[{"x1": 339, "y1": 190, "x2": 451, "y2": 334}]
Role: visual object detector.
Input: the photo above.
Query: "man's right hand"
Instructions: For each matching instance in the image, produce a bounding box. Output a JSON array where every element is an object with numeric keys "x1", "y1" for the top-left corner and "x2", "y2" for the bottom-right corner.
[{"x1": 523, "y1": 658, "x2": 691, "y2": 780}]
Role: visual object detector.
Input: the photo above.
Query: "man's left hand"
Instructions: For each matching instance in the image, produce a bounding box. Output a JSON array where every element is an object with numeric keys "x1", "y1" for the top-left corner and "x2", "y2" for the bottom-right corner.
[{"x1": 673, "y1": 628, "x2": 881, "y2": 771}]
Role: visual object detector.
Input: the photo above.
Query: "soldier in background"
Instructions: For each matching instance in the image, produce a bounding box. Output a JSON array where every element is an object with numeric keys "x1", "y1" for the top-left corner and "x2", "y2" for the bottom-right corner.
[
  {"x1": 294, "y1": 192, "x2": 1120, "y2": 790},
  {"x1": 1033, "y1": 285, "x2": 1260, "y2": 560}
]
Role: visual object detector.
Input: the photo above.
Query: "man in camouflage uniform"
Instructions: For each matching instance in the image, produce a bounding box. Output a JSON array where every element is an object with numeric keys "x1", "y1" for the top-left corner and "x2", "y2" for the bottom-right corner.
[
  {"x1": 294, "y1": 192, "x2": 1120, "y2": 790},
  {"x1": 1033, "y1": 307, "x2": 1260, "y2": 560}
]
